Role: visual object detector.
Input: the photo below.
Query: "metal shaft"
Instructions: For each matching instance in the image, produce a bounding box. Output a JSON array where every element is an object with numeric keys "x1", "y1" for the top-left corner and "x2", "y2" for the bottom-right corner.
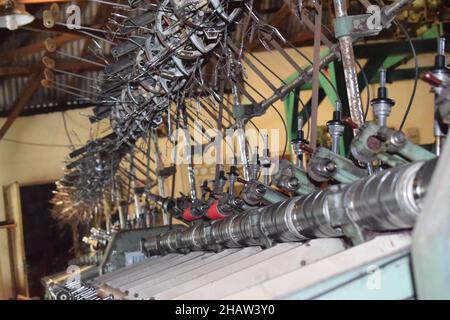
[
  {"x1": 333, "y1": 0, "x2": 365, "y2": 127},
  {"x1": 143, "y1": 159, "x2": 436, "y2": 255},
  {"x1": 236, "y1": 119, "x2": 251, "y2": 181},
  {"x1": 331, "y1": 133, "x2": 340, "y2": 154}
]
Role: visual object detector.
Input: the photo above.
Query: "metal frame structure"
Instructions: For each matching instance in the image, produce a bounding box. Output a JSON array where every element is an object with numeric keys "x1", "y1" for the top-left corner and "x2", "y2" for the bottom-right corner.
[{"x1": 34, "y1": 0, "x2": 450, "y2": 300}]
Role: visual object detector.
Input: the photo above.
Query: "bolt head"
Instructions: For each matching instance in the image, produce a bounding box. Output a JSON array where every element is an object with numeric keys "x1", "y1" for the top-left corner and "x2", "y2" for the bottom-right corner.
[
  {"x1": 255, "y1": 184, "x2": 266, "y2": 195},
  {"x1": 325, "y1": 161, "x2": 337, "y2": 173},
  {"x1": 391, "y1": 131, "x2": 406, "y2": 146},
  {"x1": 233, "y1": 198, "x2": 244, "y2": 207},
  {"x1": 288, "y1": 177, "x2": 300, "y2": 189}
]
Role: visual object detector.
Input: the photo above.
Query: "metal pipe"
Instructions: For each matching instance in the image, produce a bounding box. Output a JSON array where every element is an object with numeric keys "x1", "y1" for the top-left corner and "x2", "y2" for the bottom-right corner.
[
  {"x1": 116, "y1": 189, "x2": 126, "y2": 230},
  {"x1": 333, "y1": 0, "x2": 365, "y2": 127},
  {"x1": 182, "y1": 125, "x2": 197, "y2": 201},
  {"x1": 152, "y1": 129, "x2": 169, "y2": 225},
  {"x1": 236, "y1": 119, "x2": 251, "y2": 181},
  {"x1": 262, "y1": 134, "x2": 270, "y2": 186},
  {"x1": 254, "y1": 0, "x2": 413, "y2": 120},
  {"x1": 383, "y1": 0, "x2": 415, "y2": 23}
]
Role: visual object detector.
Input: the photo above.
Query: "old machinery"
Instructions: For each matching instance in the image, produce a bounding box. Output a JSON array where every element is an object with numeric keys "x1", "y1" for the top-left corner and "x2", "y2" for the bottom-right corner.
[{"x1": 42, "y1": 0, "x2": 450, "y2": 300}]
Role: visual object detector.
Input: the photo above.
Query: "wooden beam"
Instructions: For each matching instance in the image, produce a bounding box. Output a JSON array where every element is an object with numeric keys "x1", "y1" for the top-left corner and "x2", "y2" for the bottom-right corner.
[
  {"x1": 249, "y1": 31, "x2": 315, "y2": 52},
  {"x1": 0, "y1": 33, "x2": 84, "y2": 64},
  {"x1": 61, "y1": 3, "x2": 111, "y2": 100},
  {"x1": 0, "y1": 72, "x2": 42, "y2": 141},
  {"x1": 3, "y1": 182, "x2": 29, "y2": 297},
  {"x1": 248, "y1": 3, "x2": 291, "y2": 51},
  {"x1": 0, "y1": 60, "x2": 103, "y2": 77},
  {"x1": 269, "y1": 3, "x2": 291, "y2": 28},
  {"x1": 286, "y1": 31, "x2": 315, "y2": 47},
  {"x1": 0, "y1": 221, "x2": 16, "y2": 230},
  {"x1": 19, "y1": 18, "x2": 103, "y2": 37}
]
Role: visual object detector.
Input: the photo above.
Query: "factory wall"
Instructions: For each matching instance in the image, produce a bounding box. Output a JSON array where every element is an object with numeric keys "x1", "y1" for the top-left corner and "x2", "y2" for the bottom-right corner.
[
  {"x1": 0, "y1": 47, "x2": 445, "y2": 299},
  {"x1": 0, "y1": 109, "x2": 93, "y2": 299}
]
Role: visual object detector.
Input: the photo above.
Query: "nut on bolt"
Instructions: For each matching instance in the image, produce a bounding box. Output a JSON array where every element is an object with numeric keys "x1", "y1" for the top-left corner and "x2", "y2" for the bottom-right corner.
[
  {"x1": 325, "y1": 161, "x2": 337, "y2": 173},
  {"x1": 288, "y1": 177, "x2": 300, "y2": 189}
]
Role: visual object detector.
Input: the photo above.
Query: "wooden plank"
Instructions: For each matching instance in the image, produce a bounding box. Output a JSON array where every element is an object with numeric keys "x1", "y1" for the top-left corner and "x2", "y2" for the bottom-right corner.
[
  {"x1": 0, "y1": 72, "x2": 42, "y2": 141},
  {"x1": 0, "y1": 229, "x2": 15, "y2": 299},
  {"x1": 0, "y1": 224, "x2": 16, "y2": 229},
  {"x1": 4, "y1": 182, "x2": 30, "y2": 298}
]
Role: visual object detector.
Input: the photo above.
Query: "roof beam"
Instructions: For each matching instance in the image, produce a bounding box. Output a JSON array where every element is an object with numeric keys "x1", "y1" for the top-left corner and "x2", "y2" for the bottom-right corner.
[
  {"x1": 0, "y1": 220, "x2": 16, "y2": 230},
  {"x1": 0, "y1": 33, "x2": 85, "y2": 64},
  {"x1": 0, "y1": 60, "x2": 103, "y2": 77},
  {"x1": 287, "y1": 31, "x2": 315, "y2": 47},
  {"x1": 20, "y1": 18, "x2": 82, "y2": 35},
  {"x1": 60, "y1": 2, "x2": 111, "y2": 102},
  {"x1": 247, "y1": 3, "x2": 291, "y2": 51},
  {"x1": 0, "y1": 72, "x2": 42, "y2": 140}
]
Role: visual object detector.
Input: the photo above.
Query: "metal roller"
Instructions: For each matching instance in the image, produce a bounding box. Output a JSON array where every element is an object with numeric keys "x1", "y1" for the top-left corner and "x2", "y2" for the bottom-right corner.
[{"x1": 142, "y1": 159, "x2": 436, "y2": 255}]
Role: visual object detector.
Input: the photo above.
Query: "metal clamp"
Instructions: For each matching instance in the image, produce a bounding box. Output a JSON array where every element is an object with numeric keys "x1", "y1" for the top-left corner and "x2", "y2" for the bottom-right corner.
[{"x1": 334, "y1": 14, "x2": 382, "y2": 40}]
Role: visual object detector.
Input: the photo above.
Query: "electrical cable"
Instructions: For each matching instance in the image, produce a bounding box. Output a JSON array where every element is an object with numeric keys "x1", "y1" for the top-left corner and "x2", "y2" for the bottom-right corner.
[
  {"x1": 243, "y1": 79, "x2": 289, "y2": 160},
  {"x1": 355, "y1": 59, "x2": 371, "y2": 121},
  {"x1": 270, "y1": 105, "x2": 289, "y2": 160},
  {"x1": 62, "y1": 112, "x2": 75, "y2": 148},
  {"x1": 2, "y1": 138, "x2": 80, "y2": 148},
  {"x1": 298, "y1": 95, "x2": 311, "y2": 141},
  {"x1": 397, "y1": 21, "x2": 419, "y2": 131}
]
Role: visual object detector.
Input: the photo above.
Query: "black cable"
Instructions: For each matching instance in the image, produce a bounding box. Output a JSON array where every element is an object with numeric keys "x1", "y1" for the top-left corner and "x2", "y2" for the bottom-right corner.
[
  {"x1": 243, "y1": 79, "x2": 289, "y2": 160},
  {"x1": 285, "y1": 40, "x2": 341, "y2": 100},
  {"x1": 355, "y1": 59, "x2": 371, "y2": 121},
  {"x1": 2, "y1": 138, "x2": 80, "y2": 148},
  {"x1": 298, "y1": 95, "x2": 311, "y2": 141},
  {"x1": 270, "y1": 105, "x2": 289, "y2": 160},
  {"x1": 397, "y1": 21, "x2": 419, "y2": 131}
]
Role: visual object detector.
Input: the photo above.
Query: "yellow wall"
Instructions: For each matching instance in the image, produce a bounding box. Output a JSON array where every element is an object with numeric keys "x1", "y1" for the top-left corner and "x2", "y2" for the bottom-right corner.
[{"x1": 0, "y1": 109, "x2": 93, "y2": 299}]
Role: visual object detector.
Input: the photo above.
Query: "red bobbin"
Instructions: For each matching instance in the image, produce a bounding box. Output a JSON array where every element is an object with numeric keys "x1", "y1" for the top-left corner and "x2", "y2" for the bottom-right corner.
[{"x1": 206, "y1": 200, "x2": 227, "y2": 220}]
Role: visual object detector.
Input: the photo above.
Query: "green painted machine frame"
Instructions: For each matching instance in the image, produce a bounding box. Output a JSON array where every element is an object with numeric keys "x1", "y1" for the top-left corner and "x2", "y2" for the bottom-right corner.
[
  {"x1": 282, "y1": 23, "x2": 450, "y2": 299},
  {"x1": 283, "y1": 24, "x2": 446, "y2": 160}
]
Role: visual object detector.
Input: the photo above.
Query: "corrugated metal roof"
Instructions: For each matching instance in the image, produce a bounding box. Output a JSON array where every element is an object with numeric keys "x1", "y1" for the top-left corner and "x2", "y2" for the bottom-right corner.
[
  {"x1": 0, "y1": 0, "x2": 306, "y2": 117},
  {"x1": 0, "y1": 1, "x2": 103, "y2": 116},
  {"x1": 0, "y1": 0, "x2": 435, "y2": 117}
]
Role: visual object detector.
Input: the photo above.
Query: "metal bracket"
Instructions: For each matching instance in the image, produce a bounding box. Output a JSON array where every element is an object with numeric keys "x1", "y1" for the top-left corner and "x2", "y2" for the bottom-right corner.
[
  {"x1": 156, "y1": 166, "x2": 176, "y2": 178},
  {"x1": 326, "y1": 185, "x2": 364, "y2": 245},
  {"x1": 334, "y1": 14, "x2": 382, "y2": 40},
  {"x1": 233, "y1": 103, "x2": 263, "y2": 120}
]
